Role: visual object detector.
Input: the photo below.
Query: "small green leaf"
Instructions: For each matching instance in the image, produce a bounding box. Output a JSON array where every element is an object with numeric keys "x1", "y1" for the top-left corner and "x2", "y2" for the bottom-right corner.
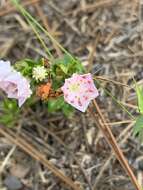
[
  {"x1": 59, "y1": 64, "x2": 68, "y2": 74},
  {"x1": 50, "y1": 54, "x2": 84, "y2": 90},
  {"x1": 62, "y1": 103, "x2": 74, "y2": 117},
  {"x1": 47, "y1": 96, "x2": 65, "y2": 112},
  {"x1": 14, "y1": 58, "x2": 41, "y2": 77},
  {"x1": 135, "y1": 80, "x2": 143, "y2": 114},
  {"x1": 0, "y1": 99, "x2": 20, "y2": 127},
  {"x1": 52, "y1": 55, "x2": 71, "y2": 74},
  {"x1": 133, "y1": 115, "x2": 143, "y2": 142},
  {"x1": 47, "y1": 96, "x2": 74, "y2": 116},
  {"x1": 52, "y1": 54, "x2": 84, "y2": 76}
]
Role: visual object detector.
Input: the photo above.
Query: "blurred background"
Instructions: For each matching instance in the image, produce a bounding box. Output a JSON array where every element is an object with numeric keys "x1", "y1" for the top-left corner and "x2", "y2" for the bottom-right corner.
[{"x1": 0, "y1": 0, "x2": 143, "y2": 190}]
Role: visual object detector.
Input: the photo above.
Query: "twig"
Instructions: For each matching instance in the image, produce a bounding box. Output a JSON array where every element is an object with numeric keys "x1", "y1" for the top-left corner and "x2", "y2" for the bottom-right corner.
[
  {"x1": 0, "y1": 126, "x2": 81, "y2": 190},
  {"x1": 93, "y1": 122, "x2": 133, "y2": 187},
  {"x1": 0, "y1": 145, "x2": 16, "y2": 174},
  {"x1": 87, "y1": 33, "x2": 101, "y2": 73},
  {"x1": 105, "y1": 120, "x2": 134, "y2": 126},
  {"x1": 0, "y1": 123, "x2": 23, "y2": 173},
  {"x1": 71, "y1": 0, "x2": 118, "y2": 15},
  {"x1": 81, "y1": 115, "x2": 91, "y2": 152},
  {"x1": 33, "y1": 121, "x2": 94, "y2": 190},
  {"x1": 91, "y1": 100, "x2": 141, "y2": 190}
]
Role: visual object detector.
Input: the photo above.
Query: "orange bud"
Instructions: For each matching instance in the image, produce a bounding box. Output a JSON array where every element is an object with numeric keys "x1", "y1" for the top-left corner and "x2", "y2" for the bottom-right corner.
[{"x1": 36, "y1": 82, "x2": 52, "y2": 100}]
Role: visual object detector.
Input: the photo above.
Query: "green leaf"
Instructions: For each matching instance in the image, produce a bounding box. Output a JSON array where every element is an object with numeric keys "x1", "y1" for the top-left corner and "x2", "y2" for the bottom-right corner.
[
  {"x1": 14, "y1": 58, "x2": 41, "y2": 77},
  {"x1": 62, "y1": 104, "x2": 74, "y2": 117},
  {"x1": 0, "y1": 114, "x2": 14, "y2": 126},
  {"x1": 58, "y1": 54, "x2": 71, "y2": 74},
  {"x1": 0, "y1": 99, "x2": 20, "y2": 127},
  {"x1": 52, "y1": 54, "x2": 84, "y2": 75},
  {"x1": 47, "y1": 96, "x2": 65, "y2": 112},
  {"x1": 135, "y1": 80, "x2": 143, "y2": 114},
  {"x1": 50, "y1": 54, "x2": 85, "y2": 90},
  {"x1": 133, "y1": 115, "x2": 143, "y2": 142},
  {"x1": 3, "y1": 99, "x2": 19, "y2": 112},
  {"x1": 59, "y1": 64, "x2": 68, "y2": 74},
  {"x1": 47, "y1": 96, "x2": 74, "y2": 116},
  {"x1": 52, "y1": 55, "x2": 71, "y2": 74}
]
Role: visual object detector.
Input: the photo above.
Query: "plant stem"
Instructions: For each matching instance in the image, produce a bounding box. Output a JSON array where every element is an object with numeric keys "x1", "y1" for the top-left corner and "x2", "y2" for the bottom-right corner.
[
  {"x1": 11, "y1": 0, "x2": 75, "y2": 60},
  {"x1": 94, "y1": 78, "x2": 135, "y2": 120},
  {"x1": 11, "y1": 0, "x2": 53, "y2": 60},
  {"x1": 92, "y1": 100, "x2": 141, "y2": 190}
]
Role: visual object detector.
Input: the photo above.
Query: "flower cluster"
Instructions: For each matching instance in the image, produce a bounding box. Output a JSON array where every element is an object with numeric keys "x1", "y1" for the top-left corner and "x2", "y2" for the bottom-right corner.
[
  {"x1": 32, "y1": 66, "x2": 47, "y2": 81},
  {"x1": 0, "y1": 59, "x2": 99, "y2": 112},
  {"x1": 0, "y1": 60, "x2": 32, "y2": 107}
]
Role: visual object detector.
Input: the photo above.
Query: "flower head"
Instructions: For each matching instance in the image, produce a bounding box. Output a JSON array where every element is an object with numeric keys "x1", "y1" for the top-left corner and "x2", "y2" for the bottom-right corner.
[
  {"x1": 0, "y1": 60, "x2": 32, "y2": 107},
  {"x1": 36, "y1": 82, "x2": 52, "y2": 100},
  {"x1": 61, "y1": 73, "x2": 99, "y2": 112},
  {"x1": 32, "y1": 66, "x2": 47, "y2": 81}
]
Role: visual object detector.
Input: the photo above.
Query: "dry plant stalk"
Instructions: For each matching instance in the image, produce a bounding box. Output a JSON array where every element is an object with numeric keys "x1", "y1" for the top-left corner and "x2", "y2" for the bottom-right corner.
[
  {"x1": 0, "y1": 0, "x2": 41, "y2": 17},
  {"x1": 0, "y1": 126, "x2": 81, "y2": 190},
  {"x1": 92, "y1": 100, "x2": 141, "y2": 190}
]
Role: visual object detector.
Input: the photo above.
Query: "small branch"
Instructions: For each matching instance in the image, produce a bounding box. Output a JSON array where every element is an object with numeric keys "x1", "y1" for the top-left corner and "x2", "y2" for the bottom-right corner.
[
  {"x1": 93, "y1": 122, "x2": 133, "y2": 187},
  {"x1": 91, "y1": 100, "x2": 141, "y2": 190},
  {"x1": 34, "y1": 120, "x2": 94, "y2": 190},
  {"x1": 0, "y1": 126, "x2": 81, "y2": 190}
]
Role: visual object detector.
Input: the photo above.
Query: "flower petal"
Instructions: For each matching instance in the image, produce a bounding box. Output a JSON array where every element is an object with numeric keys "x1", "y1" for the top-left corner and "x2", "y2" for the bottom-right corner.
[{"x1": 0, "y1": 60, "x2": 12, "y2": 80}]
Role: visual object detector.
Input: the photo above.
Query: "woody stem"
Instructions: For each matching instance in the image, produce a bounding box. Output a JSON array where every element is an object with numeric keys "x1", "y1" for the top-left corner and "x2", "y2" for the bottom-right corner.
[{"x1": 92, "y1": 99, "x2": 141, "y2": 190}]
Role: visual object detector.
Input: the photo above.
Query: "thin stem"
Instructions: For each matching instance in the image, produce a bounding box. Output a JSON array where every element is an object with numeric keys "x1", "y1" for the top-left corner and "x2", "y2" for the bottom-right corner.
[
  {"x1": 26, "y1": 16, "x2": 53, "y2": 59},
  {"x1": 104, "y1": 87, "x2": 135, "y2": 119},
  {"x1": 12, "y1": 0, "x2": 53, "y2": 59},
  {"x1": 95, "y1": 76, "x2": 131, "y2": 88},
  {"x1": 11, "y1": 0, "x2": 75, "y2": 60},
  {"x1": 94, "y1": 78, "x2": 135, "y2": 120}
]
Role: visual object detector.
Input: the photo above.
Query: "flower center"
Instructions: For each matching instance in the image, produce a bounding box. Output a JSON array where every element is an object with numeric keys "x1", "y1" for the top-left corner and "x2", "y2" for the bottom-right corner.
[{"x1": 69, "y1": 83, "x2": 80, "y2": 92}]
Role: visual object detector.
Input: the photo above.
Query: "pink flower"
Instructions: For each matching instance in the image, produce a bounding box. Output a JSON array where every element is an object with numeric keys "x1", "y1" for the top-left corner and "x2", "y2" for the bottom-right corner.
[
  {"x1": 0, "y1": 60, "x2": 32, "y2": 107},
  {"x1": 0, "y1": 60, "x2": 12, "y2": 79},
  {"x1": 61, "y1": 73, "x2": 99, "y2": 112}
]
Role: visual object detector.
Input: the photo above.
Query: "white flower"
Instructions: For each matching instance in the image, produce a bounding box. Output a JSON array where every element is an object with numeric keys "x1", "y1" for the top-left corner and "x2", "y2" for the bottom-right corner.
[{"x1": 32, "y1": 66, "x2": 47, "y2": 81}]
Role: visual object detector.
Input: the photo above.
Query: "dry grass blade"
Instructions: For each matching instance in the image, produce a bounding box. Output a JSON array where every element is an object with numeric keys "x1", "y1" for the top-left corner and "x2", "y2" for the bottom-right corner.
[
  {"x1": 73, "y1": 0, "x2": 117, "y2": 15},
  {"x1": 34, "y1": 3, "x2": 62, "y2": 56},
  {"x1": 0, "y1": 0, "x2": 41, "y2": 17},
  {"x1": 82, "y1": 0, "x2": 116, "y2": 11},
  {"x1": 95, "y1": 76, "x2": 131, "y2": 88},
  {"x1": 94, "y1": 122, "x2": 134, "y2": 187},
  {"x1": 0, "y1": 38, "x2": 14, "y2": 57},
  {"x1": 0, "y1": 126, "x2": 81, "y2": 190},
  {"x1": 34, "y1": 121, "x2": 93, "y2": 190},
  {"x1": 0, "y1": 145, "x2": 16, "y2": 174},
  {"x1": 92, "y1": 100, "x2": 141, "y2": 190}
]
